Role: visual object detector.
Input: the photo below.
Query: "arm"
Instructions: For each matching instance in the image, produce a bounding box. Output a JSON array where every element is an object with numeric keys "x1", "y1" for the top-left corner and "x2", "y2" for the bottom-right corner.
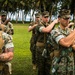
[
  {"x1": 10, "y1": 29, "x2": 14, "y2": 35},
  {"x1": 59, "y1": 29, "x2": 75, "y2": 47},
  {"x1": 41, "y1": 19, "x2": 58, "y2": 33},
  {"x1": 0, "y1": 47, "x2": 14, "y2": 61},
  {"x1": 28, "y1": 24, "x2": 37, "y2": 32},
  {"x1": 6, "y1": 22, "x2": 14, "y2": 35},
  {"x1": 0, "y1": 33, "x2": 14, "y2": 61},
  {"x1": 3, "y1": 18, "x2": 10, "y2": 25}
]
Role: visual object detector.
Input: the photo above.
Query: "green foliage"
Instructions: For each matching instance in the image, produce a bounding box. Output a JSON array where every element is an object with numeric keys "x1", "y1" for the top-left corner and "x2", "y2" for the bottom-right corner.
[{"x1": 12, "y1": 23, "x2": 37, "y2": 75}]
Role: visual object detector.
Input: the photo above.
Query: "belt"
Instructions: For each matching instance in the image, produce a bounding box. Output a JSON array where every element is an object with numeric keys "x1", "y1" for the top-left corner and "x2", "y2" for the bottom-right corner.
[
  {"x1": 36, "y1": 42, "x2": 44, "y2": 47},
  {"x1": 50, "y1": 50, "x2": 60, "y2": 58}
]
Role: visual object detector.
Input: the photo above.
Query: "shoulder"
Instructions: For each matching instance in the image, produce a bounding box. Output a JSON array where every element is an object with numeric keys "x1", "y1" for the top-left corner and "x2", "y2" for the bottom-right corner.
[
  {"x1": 51, "y1": 28, "x2": 59, "y2": 36},
  {"x1": 36, "y1": 22, "x2": 45, "y2": 32},
  {"x1": 51, "y1": 27, "x2": 64, "y2": 39},
  {"x1": 2, "y1": 32, "x2": 12, "y2": 40},
  {"x1": 51, "y1": 28, "x2": 65, "y2": 44}
]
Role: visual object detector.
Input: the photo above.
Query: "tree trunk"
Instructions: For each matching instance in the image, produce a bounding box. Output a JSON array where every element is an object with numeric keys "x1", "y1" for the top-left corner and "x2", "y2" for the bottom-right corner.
[
  {"x1": 24, "y1": 14, "x2": 27, "y2": 22},
  {"x1": 16, "y1": 12, "x2": 18, "y2": 23},
  {"x1": 32, "y1": 10, "x2": 35, "y2": 22},
  {"x1": 49, "y1": 4, "x2": 54, "y2": 23},
  {"x1": 22, "y1": 10, "x2": 24, "y2": 24},
  {"x1": 49, "y1": 8, "x2": 53, "y2": 23},
  {"x1": 74, "y1": 4, "x2": 75, "y2": 24},
  {"x1": 16, "y1": 13, "x2": 18, "y2": 23}
]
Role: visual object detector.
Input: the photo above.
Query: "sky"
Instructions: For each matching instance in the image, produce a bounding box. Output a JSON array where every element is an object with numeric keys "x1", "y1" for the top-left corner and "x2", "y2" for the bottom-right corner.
[
  {"x1": 7, "y1": 10, "x2": 73, "y2": 21},
  {"x1": 7, "y1": 10, "x2": 34, "y2": 21}
]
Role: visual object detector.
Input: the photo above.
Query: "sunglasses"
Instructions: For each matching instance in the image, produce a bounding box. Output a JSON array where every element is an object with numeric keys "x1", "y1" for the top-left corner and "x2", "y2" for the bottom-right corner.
[
  {"x1": 44, "y1": 16, "x2": 49, "y2": 18},
  {"x1": 36, "y1": 17, "x2": 40, "y2": 18},
  {"x1": 63, "y1": 18, "x2": 70, "y2": 20}
]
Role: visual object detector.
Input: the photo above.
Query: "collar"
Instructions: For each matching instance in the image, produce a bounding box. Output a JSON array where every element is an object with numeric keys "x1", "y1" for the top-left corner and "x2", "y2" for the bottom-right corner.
[{"x1": 58, "y1": 26, "x2": 71, "y2": 36}]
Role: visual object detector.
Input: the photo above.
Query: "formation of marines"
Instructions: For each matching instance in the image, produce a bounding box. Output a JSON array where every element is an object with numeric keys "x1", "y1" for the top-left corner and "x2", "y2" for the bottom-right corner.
[
  {"x1": 0, "y1": 8, "x2": 74, "y2": 75},
  {"x1": 29, "y1": 9, "x2": 75, "y2": 75}
]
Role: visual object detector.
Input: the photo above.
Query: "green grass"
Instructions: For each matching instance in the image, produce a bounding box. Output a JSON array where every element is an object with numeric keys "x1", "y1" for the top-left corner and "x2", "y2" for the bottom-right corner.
[{"x1": 12, "y1": 23, "x2": 37, "y2": 75}]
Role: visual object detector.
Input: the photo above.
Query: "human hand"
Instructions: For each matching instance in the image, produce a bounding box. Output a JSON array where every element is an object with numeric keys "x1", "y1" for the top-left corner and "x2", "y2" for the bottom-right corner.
[
  {"x1": 6, "y1": 18, "x2": 10, "y2": 22},
  {"x1": 72, "y1": 45, "x2": 75, "y2": 50},
  {"x1": 68, "y1": 22, "x2": 74, "y2": 26},
  {"x1": 67, "y1": 22, "x2": 74, "y2": 28},
  {"x1": 53, "y1": 18, "x2": 59, "y2": 24},
  {"x1": 72, "y1": 40, "x2": 75, "y2": 51},
  {"x1": 34, "y1": 24, "x2": 38, "y2": 27}
]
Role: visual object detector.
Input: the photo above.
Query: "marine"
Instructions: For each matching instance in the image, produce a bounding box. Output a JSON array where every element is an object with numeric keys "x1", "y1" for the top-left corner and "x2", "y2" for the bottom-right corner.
[
  {"x1": 50, "y1": 9, "x2": 75, "y2": 75},
  {"x1": 28, "y1": 13, "x2": 41, "y2": 70},
  {"x1": 0, "y1": 12, "x2": 14, "y2": 75},
  {"x1": 1, "y1": 11, "x2": 14, "y2": 35},
  {"x1": 35, "y1": 11, "x2": 58, "y2": 75}
]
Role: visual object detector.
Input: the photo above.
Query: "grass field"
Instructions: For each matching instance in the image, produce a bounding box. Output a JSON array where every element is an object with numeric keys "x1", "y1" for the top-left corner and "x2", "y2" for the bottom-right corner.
[{"x1": 12, "y1": 23, "x2": 37, "y2": 75}]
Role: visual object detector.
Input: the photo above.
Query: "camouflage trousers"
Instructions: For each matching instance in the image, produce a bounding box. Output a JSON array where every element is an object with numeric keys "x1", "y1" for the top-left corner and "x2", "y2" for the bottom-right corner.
[
  {"x1": 30, "y1": 43, "x2": 36, "y2": 65},
  {"x1": 30, "y1": 36, "x2": 36, "y2": 65},
  {"x1": 36, "y1": 46, "x2": 51, "y2": 75},
  {"x1": 51, "y1": 51, "x2": 75, "y2": 75}
]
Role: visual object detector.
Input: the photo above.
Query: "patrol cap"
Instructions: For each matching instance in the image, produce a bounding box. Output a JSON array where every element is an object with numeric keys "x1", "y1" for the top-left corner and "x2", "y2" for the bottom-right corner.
[
  {"x1": 58, "y1": 9, "x2": 70, "y2": 19},
  {"x1": 0, "y1": 11, "x2": 7, "y2": 16},
  {"x1": 35, "y1": 13, "x2": 41, "y2": 18},
  {"x1": 42, "y1": 11, "x2": 49, "y2": 17}
]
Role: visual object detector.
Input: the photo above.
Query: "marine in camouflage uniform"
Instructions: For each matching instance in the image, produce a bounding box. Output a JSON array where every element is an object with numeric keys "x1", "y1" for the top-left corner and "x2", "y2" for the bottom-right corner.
[
  {"x1": 0, "y1": 28, "x2": 14, "y2": 75},
  {"x1": 50, "y1": 9, "x2": 75, "y2": 75},
  {"x1": 1, "y1": 11, "x2": 14, "y2": 35},
  {"x1": 28, "y1": 13, "x2": 41, "y2": 69},
  {"x1": 0, "y1": 12, "x2": 14, "y2": 75},
  {"x1": 35, "y1": 11, "x2": 58, "y2": 75},
  {"x1": 1, "y1": 11, "x2": 14, "y2": 74}
]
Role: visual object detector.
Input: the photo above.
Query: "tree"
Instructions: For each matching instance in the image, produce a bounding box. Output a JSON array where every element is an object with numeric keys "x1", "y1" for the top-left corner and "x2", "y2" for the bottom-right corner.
[
  {"x1": 0, "y1": 0, "x2": 74, "y2": 22},
  {"x1": 70, "y1": 0, "x2": 75, "y2": 23}
]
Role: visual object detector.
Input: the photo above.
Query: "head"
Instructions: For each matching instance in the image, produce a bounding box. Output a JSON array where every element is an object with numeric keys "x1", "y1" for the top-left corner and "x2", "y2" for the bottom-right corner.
[
  {"x1": 58, "y1": 9, "x2": 70, "y2": 29},
  {"x1": 1, "y1": 11, "x2": 7, "y2": 22},
  {"x1": 35, "y1": 13, "x2": 41, "y2": 22},
  {"x1": 41, "y1": 11, "x2": 49, "y2": 23}
]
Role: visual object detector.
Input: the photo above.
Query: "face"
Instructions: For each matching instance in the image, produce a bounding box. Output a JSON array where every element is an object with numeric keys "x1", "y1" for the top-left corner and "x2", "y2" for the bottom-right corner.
[
  {"x1": 59, "y1": 17, "x2": 70, "y2": 28},
  {"x1": 35, "y1": 17, "x2": 41, "y2": 22},
  {"x1": 42, "y1": 16, "x2": 49, "y2": 23},
  {"x1": 1, "y1": 15, "x2": 7, "y2": 22}
]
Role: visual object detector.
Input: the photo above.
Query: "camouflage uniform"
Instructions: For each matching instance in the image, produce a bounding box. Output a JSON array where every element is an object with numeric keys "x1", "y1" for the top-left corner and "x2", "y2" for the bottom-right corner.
[
  {"x1": 0, "y1": 32, "x2": 14, "y2": 75},
  {"x1": 36, "y1": 11, "x2": 51, "y2": 75},
  {"x1": 5, "y1": 22, "x2": 14, "y2": 35},
  {"x1": 0, "y1": 12, "x2": 14, "y2": 75},
  {"x1": 50, "y1": 9, "x2": 74, "y2": 75},
  {"x1": 29, "y1": 13, "x2": 41, "y2": 66},
  {"x1": 1, "y1": 11, "x2": 14, "y2": 35}
]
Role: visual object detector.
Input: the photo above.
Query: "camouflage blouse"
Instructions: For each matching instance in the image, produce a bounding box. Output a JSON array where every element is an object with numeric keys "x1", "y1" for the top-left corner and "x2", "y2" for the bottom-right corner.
[{"x1": 50, "y1": 26, "x2": 74, "y2": 75}]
